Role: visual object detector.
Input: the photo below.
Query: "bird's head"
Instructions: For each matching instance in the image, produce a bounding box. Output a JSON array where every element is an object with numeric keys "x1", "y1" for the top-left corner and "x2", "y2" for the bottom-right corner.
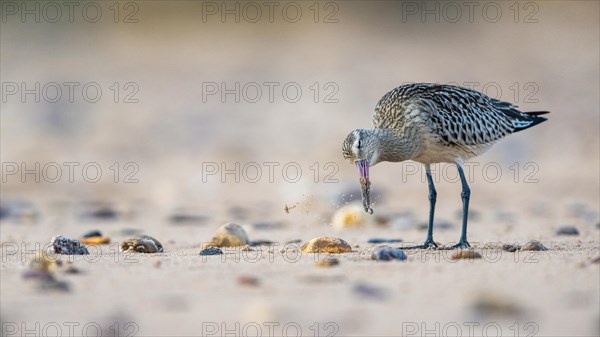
[{"x1": 342, "y1": 129, "x2": 380, "y2": 179}]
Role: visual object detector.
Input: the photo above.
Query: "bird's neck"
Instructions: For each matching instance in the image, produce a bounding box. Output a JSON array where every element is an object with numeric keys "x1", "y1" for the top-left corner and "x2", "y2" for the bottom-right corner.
[{"x1": 371, "y1": 128, "x2": 421, "y2": 163}]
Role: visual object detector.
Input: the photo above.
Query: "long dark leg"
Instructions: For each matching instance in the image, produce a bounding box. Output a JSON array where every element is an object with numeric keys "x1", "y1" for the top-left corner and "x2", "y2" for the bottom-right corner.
[
  {"x1": 451, "y1": 163, "x2": 471, "y2": 249},
  {"x1": 402, "y1": 165, "x2": 438, "y2": 250}
]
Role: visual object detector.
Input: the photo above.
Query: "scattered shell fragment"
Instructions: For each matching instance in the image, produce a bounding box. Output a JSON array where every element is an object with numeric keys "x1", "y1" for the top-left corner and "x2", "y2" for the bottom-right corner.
[
  {"x1": 502, "y1": 243, "x2": 521, "y2": 252},
  {"x1": 203, "y1": 223, "x2": 249, "y2": 248},
  {"x1": 48, "y1": 235, "x2": 89, "y2": 255},
  {"x1": 371, "y1": 246, "x2": 407, "y2": 261},
  {"x1": 315, "y1": 258, "x2": 340, "y2": 267},
  {"x1": 300, "y1": 237, "x2": 352, "y2": 253},
  {"x1": 80, "y1": 236, "x2": 110, "y2": 245},
  {"x1": 556, "y1": 225, "x2": 580, "y2": 236},
  {"x1": 451, "y1": 249, "x2": 482, "y2": 260},
  {"x1": 520, "y1": 240, "x2": 548, "y2": 251},
  {"x1": 29, "y1": 251, "x2": 59, "y2": 272},
  {"x1": 332, "y1": 203, "x2": 367, "y2": 229},
  {"x1": 199, "y1": 247, "x2": 223, "y2": 256},
  {"x1": 120, "y1": 235, "x2": 163, "y2": 253}
]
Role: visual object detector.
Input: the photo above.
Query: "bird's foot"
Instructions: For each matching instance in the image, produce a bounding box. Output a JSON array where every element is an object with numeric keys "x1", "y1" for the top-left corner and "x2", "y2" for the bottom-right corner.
[
  {"x1": 401, "y1": 239, "x2": 438, "y2": 250},
  {"x1": 443, "y1": 240, "x2": 471, "y2": 250}
]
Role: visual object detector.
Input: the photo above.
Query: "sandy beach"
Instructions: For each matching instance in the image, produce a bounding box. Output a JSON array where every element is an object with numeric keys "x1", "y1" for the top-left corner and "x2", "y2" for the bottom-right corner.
[{"x1": 1, "y1": 1, "x2": 599, "y2": 336}]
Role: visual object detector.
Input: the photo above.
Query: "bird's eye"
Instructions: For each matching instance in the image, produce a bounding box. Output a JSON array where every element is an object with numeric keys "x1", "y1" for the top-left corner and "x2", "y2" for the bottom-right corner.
[{"x1": 357, "y1": 140, "x2": 362, "y2": 148}]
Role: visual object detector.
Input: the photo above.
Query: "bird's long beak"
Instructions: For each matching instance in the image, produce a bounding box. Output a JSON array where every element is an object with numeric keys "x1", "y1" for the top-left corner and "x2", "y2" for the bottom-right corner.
[
  {"x1": 356, "y1": 159, "x2": 369, "y2": 179},
  {"x1": 356, "y1": 159, "x2": 373, "y2": 214}
]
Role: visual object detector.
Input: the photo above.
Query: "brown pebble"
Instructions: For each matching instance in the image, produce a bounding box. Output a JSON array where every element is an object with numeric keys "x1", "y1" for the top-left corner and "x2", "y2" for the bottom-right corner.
[
  {"x1": 315, "y1": 258, "x2": 340, "y2": 267},
  {"x1": 451, "y1": 249, "x2": 482, "y2": 260},
  {"x1": 520, "y1": 240, "x2": 548, "y2": 251},
  {"x1": 238, "y1": 275, "x2": 260, "y2": 286},
  {"x1": 301, "y1": 237, "x2": 352, "y2": 253}
]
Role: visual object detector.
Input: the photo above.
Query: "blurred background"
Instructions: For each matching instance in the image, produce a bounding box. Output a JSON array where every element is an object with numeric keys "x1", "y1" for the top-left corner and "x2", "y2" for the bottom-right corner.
[{"x1": 1, "y1": 1, "x2": 599, "y2": 336}]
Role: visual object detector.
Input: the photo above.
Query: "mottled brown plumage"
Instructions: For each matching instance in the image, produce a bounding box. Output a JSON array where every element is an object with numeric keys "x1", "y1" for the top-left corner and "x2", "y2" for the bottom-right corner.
[{"x1": 342, "y1": 83, "x2": 548, "y2": 249}]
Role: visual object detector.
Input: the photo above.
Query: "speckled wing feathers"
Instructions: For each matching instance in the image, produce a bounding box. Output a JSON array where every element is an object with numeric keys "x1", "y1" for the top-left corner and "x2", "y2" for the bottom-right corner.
[{"x1": 372, "y1": 83, "x2": 546, "y2": 146}]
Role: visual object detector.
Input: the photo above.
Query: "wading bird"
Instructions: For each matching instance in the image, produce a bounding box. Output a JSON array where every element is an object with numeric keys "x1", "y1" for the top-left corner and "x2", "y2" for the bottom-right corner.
[{"x1": 342, "y1": 83, "x2": 548, "y2": 249}]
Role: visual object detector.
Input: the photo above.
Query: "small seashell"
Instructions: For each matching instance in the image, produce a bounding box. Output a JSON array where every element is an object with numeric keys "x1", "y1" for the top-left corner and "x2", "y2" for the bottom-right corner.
[
  {"x1": 300, "y1": 237, "x2": 352, "y2": 253},
  {"x1": 315, "y1": 258, "x2": 340, "y2": 267},
  {"x1": 199, "y1": 247, "x2": 223, "y2": 256},
  {"x1": 556, "y1": 225, "x2": 580, "y2": 236},
  {"x1": 120, "y1": 235, "x2": 163, "y2": 253},
  {"x1": 332, "y1": 203, "x2": 367, "y2": 229},
  {"x1": 29, "y1": 251, "x2": 58, "y2": 272},
  {"x1": 451, "y1": 249, "x2": 482, "y2": 260},
  {"x1": 48, "y1": 235, "x2": 89, "y2": 255},
  {"x1": 502, "y1": 243, "x2": 521, "y2": 252},
  {"x1": 80, "y1": 236, "x2": 110, "y2": 245},
  {"x1": 371, "y1": 246, "x2": 407, "y2": 261},
  {"x1": 202, "y1": 223, "x2": 249, "y2": 248},
  {"x1": 520, "y1": 240, "x2": 548, "y2": 251}
]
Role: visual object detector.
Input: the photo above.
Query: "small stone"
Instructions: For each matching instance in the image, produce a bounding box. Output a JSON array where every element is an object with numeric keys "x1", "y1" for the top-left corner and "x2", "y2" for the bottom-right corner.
[
  {"x1": 80, "y1": 206, "x2": 117, "y2": 220},
  {"x1": 153, "y1": 260, "x2": 162, "y2": 268},
  {"x1": 315, "y1": 258, "x2": 340, "y2": 267},
  {"x1": 502, "y1": 243, "x2": 521, "y2": 252},
  {"x1": 80, "y1": 236, "x2": 110, "y2": 245},
  {"x1": 367, "y1": 238, "x2": 403, "y2": 244},
  {"x1": 238, "y1": 275, "x2": 260, "y2": 286},
  {"x1": 22, "y1": 270, "x2": 70, "y2": 292},
  {"x1": 451, "y1": 249, "x2": 482, "y2": 260},
  {"x1": 595, "y1": 222, "x2": 600, "y2": 229},
  {"x1": 353, "y1": 283, "x2": 385, "y2": 300},
  {"x1": 81, "y1": 230, "x2": 103, "y2": 238},
  {"x1": 168, "y1": 212, "x2": 207, "y2": 225},
  {"x1": 300, "y1": 237, "x2": 352, "y2": 253},
  {"x1": 472, "y1": 294, "x2": 522, "y2": 318},
  {"x1": 590, "y1": 256, "x2": 600, "y2": 264},
  {"x1": 203, "y1": 223, "x2": 249, "y2": 248},
  {"x1": 332, "y1": 203, "x2": 367, "y2": 229},
  {"x1": 520, "y1": 240, "x2": 548, "y2": 251},
  {"x1": 199, "y1": 247, "x2": 223, "y2": 256},
  {"x1": 285, "y1": 239, "x2": 302, "y2": 244},
  {"x1": 62, "y1": 264, "x2": 81, "y2": 274},
  {"x1": 120, "y1": 235, "x2": 163, "y2": 253},
  {"x1": 29, "y1": 251, "x2": 58, "y2": 272},
  {"x1": 371, "y1": 246, "x2": 407, "y2": 261},
  {"x1": 556, "y1": 225, "x2": 580, "y2": 236},
  {"x1": 252, "y1": 222, "x2": 283, "y2": 230},
  {"x1": 249, "y1": 240, "x2": 275, "y2": 246},
  {"x1": 48, "y1": 235, "x2": 89, "y2": 255}
]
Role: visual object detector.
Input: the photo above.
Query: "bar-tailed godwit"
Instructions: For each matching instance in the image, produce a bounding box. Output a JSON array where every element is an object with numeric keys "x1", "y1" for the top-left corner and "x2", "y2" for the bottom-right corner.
[{"x1": 342, "y1": 83, "x2": 548, "y2": 249}]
